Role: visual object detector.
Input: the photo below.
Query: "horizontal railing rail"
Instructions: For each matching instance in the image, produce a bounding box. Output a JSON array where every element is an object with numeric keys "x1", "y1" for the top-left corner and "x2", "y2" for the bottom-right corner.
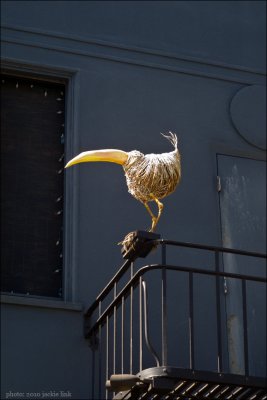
[
  {"x1": 161, "y1": 239, "x2": 267, "y2": 257},
  {"x1": 86, "y1": 263, "x2": 267, "y2": 338},
  {"x1": 85, "y1": 238, "x2": 266, "y2": 320}
]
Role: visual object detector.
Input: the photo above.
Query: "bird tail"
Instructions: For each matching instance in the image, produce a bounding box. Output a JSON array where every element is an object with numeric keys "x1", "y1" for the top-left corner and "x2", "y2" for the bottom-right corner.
[{"x1": 161, "y1": 131, "x2": 178, "y2": 150}]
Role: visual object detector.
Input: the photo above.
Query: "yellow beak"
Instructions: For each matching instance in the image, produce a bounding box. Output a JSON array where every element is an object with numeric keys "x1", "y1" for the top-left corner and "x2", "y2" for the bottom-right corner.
[{"x1": 65, "y1": 149, "x2": 128, "y2": 168}]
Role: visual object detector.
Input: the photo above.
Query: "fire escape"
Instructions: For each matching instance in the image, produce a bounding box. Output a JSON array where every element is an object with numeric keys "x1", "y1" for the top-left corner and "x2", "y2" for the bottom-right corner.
[{"x1": 84, "y1": 232, "x2": 267, "y2": 400}]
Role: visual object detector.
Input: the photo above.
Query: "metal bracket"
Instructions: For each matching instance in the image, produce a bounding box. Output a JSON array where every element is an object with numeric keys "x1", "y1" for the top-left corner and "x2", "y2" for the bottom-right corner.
[
  {"x1": 142, "y1": 280, "x2": 161, "y2": 367},
  {"x1": 106, "y1": 374, "x2": 143, "y2": 391}
]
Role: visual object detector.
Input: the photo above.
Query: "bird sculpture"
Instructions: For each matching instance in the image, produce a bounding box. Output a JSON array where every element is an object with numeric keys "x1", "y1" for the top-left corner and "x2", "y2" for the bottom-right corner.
[{"x1": 65, "y1": 132, "x2": 181, "y2": 233}]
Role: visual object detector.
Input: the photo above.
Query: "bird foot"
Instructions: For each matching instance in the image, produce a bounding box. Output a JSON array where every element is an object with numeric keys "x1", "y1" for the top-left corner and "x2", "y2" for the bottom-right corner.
[{"x1": 149, "y1": 217, "x2": 159, "y2": 233}]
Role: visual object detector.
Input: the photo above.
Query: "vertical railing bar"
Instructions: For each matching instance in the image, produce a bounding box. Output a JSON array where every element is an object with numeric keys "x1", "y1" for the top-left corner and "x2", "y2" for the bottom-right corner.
[
  {"x1": 98, "y1": 302, "x2": 102, "y2": 399},
  {"x1": 130, "y1": 262, "x2": 133, "y2": 374},
  {"x1": 215, "y1": 250, "x2": 223, "y2": 373},
  {"x1": 161, "y1": 242, "x2": 167, "y2": 366},
  {"x1": 98, "y1": 324, "x2": 102, "y2": 397},
  {"x1": 139, "y1": 276, "x2": 143, "y2": 372},
  {"x1": 113, "y1": 283, "x2": 117, "y2": 375},
  {"x1": 189, "y1": 271, "x2": 195, "y2": 370},
  {"x1": 162, "y1": 271, "x2": 168, "y2": 366},
  {"x1": 121, "y1": 295, "x2": 125, "y2": 374},
  {"x1": 161, "y1": 240, "x2": 167, "y2": 264},
  {"x1": 106, "y1": 315, "x2": 109, "y2": 400},
  {"x1": 242, "y1": 279, "x2": 249, "y2": 376}
]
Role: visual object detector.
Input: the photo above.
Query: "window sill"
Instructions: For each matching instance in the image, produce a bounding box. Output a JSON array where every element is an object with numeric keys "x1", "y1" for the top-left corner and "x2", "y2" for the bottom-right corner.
[{"x1": 0, "y1": 294, "x2": 83, "y2": 312}]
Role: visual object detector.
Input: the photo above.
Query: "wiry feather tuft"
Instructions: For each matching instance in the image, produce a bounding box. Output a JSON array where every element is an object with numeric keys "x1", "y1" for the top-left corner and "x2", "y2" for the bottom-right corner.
[{"x1": 160, "y1": 131, "x2": 178, "y2": 150}]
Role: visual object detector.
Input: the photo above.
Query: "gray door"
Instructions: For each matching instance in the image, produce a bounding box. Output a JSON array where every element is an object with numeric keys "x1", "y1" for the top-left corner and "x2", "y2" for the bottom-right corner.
[{"x1": 217, "y1": 155, "x2": 266, "y2": 377}]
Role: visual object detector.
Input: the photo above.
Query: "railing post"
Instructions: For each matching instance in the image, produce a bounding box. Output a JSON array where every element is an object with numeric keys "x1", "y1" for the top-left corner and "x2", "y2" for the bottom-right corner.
[
  {"x1": 121, "y1": 295, "x2": 125, "y2": 374},
  {"x1": 139, "y1": 276, "x2": 143, "y2": 371},
  {"x1": 130, "y1": 262, "x2": 133, "y2": 374},
  {"x1": 242, "y1": 279, "x2": 249, "y2": 376},
  {"x1": 113, "y1": 283, "x2": 117, "y2": 375},
  {"x1": 161, "y1": 242, "x2": 168, "y2": 366},
  {"x1": 189, "y1": 271, "x2": 195, "y2": 370},
  {"x1": 105, "y1": 315, "x2": 109, "y2": 400},
  {"x1": 215, "y1": 250, "x2": 223, "y2": 373},
  {"x1": 98, "y1": 301, "x2": 102, "y2": 398}
]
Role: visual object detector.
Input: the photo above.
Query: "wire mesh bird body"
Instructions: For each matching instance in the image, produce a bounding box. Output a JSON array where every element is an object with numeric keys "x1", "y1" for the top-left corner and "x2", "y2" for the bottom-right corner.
[
  {"x1": 124, "y1": 133, "x2": 180, "y2": 202},
  {"x1": 65, "y1": 132, "x2": 181, "y2": 232}
]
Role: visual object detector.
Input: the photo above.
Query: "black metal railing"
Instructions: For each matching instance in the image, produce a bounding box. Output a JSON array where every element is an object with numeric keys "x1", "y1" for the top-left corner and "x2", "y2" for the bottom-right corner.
[{"x1": 84, "y1": 233, "x2": 267, "y2": 399}]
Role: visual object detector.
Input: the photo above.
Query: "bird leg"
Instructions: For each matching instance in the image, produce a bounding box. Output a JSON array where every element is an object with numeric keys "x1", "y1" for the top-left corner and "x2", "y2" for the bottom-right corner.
[
  {"x1": 150, "y1": 195, "x2": 164, "y2": 232},
  {"x1": 143, "y1": 202, "x2": 158, "y2": 232},
  {"x1": 143, "y1": 196, "x2": 164, "y2": 232}
]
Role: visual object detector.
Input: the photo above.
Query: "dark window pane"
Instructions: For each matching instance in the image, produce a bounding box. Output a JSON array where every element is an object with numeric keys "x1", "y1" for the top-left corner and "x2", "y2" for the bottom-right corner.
[{"x1": 1, "y1": 75, "x2": 65, "y2": 298}]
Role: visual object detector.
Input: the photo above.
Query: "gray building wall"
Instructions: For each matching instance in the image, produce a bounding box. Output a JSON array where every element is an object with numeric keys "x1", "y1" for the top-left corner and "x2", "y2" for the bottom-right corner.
[{"x1": 1, "y1": 1, "x2": 266, "y2": 399}]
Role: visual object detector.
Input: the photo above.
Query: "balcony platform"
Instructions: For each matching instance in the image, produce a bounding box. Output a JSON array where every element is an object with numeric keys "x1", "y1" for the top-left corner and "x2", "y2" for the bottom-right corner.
[{"x1": 111, "y1": 367, "x2": 266, "y2": 399}]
